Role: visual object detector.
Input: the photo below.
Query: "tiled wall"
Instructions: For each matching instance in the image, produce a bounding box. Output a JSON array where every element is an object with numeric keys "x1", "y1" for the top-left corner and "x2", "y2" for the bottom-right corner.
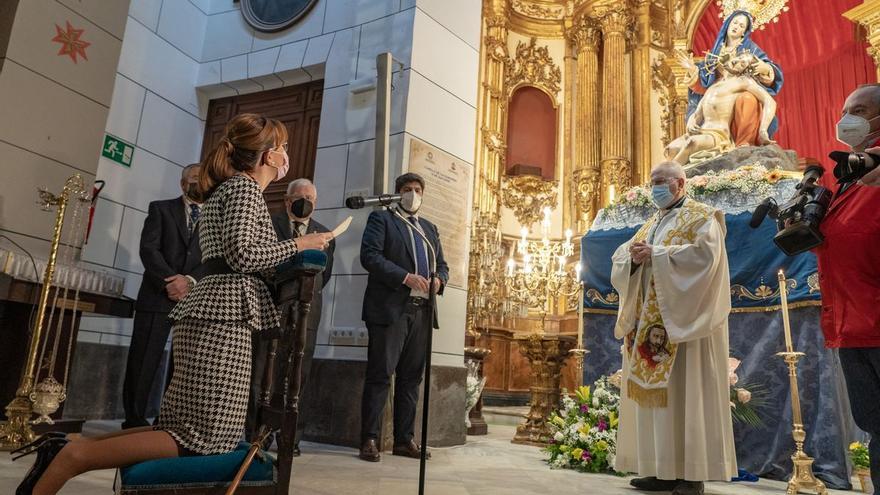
[
  {"x1": 75, "y1": 0, "x2": 479, "y2": 369},
  {"x1": 0, "y1": 0, "x2": 129, "y2": 268}
]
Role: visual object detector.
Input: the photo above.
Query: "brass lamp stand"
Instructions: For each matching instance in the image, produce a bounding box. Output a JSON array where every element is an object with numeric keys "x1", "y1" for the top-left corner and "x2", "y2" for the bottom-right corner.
[
  {"x1": 0, "y1": 175, "x2": 89, "y2": 450},
  {"x1": 776, "y1": 270, "x2": 827, "y2": 495}
]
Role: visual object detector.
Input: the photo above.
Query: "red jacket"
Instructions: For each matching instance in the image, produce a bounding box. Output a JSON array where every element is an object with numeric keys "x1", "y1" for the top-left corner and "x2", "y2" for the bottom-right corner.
[{"x1": 815, "y1": 180, "x2": 880, "y2": 348}]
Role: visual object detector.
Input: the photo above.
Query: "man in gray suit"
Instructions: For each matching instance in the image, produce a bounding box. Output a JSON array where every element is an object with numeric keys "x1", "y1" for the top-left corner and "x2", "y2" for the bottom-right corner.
[{"x1": 246, "y1": 178, "x2": 334, "y2": 455}]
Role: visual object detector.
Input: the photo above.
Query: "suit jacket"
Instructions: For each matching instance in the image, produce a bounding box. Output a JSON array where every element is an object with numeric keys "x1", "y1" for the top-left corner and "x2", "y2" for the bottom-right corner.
[
  {"x1": 360, "y1": 209, "x2": 449, "y2": 328},
  {"x1": 271, "y1": 213, "x2": 335, "y2": 331},
  {"x1": 135, "y1": 196, "x2": 207, "y2": 313}
]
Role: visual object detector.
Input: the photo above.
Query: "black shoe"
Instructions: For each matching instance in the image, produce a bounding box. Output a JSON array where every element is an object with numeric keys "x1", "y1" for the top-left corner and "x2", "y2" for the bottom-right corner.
[
  {"x1": 672, "y1": 481, "x2": 704, "y2": 495},
  {"x1": 359, "y1": 438, "x2": 380, "y2": 462},
  {"x1": 293, "y1": 443, "x2": 301, "y2": 457},
  {"x1": 392, "y1": 439, "x2": 430, "y2": 460},
  {"x1": 14, "y1": 437, "x2": 68, "y2": 495},
  {"x1": 10, "y1": 432, "x2": 66, "y2": 457},
  {"x1": 629, "y1": 476, "x2": 680, "y2": 491}
]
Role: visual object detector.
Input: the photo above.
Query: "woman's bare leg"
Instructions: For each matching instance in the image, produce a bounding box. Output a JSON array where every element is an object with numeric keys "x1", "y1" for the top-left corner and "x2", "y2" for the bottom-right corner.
[
  {"x1": 33, "y1": 430, "x2": 179, "y2": 495},
  {"x1": 74, "y1": 425, "x2": 155, "y2": 442}
]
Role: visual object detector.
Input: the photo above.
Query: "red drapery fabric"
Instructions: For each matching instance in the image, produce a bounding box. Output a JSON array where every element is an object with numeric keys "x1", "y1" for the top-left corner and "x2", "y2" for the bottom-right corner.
[{"x1": 692, "y1": 0, "x2": 876, "y2": 165}]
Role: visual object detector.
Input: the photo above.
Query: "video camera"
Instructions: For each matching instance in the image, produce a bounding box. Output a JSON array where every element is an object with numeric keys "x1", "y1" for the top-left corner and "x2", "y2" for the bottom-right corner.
[
  {"x1": 749, "y1": 165, "x2": 832, "y2": 256},
  {"x1": 829, "y1": 150, "x2": 880, "y2": 183}
]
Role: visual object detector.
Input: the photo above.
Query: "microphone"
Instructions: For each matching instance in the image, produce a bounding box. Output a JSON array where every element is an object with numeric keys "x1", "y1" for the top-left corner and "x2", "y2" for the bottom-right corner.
[
  {"x1": 345, "y1": 193, "x2": 402, "y2": 209},
  {"x1": 749, "y1": 197, "x2": 777, "y2": 229}
]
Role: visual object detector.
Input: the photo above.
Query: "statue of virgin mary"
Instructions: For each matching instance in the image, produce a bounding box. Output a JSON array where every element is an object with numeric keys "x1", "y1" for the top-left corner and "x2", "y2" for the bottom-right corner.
[{"x1": 678, "y1": 10, "x2": 784, "y2": 145}]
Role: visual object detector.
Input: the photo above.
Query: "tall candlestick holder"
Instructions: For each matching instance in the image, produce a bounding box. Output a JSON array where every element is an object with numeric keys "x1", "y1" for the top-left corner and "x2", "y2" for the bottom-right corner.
[{"x1": 776, "y1": 270, "x2": 827, "y2": 495}]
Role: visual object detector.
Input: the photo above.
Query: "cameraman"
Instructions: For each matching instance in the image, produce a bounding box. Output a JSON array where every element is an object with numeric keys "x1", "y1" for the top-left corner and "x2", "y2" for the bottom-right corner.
[{"x1": 816, "y1": 83, "x2": 880, "y2": 489}]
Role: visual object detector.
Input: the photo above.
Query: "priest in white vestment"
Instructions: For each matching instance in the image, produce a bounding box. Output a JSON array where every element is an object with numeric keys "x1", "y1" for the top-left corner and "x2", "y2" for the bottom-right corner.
[{"x1": 611, "y1": 161, "x2": 737, "y2": 495}]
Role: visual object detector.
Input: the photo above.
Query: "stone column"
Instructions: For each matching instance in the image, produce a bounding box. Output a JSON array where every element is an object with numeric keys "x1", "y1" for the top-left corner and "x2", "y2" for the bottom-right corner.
[
  {"x1": 596, "y1": 2, "x2": 635, "y2": 205},
  {"x1": 631, "y1": 0, "x2": 653, "y2": 184},
  {"x1": 844, "y1": 0, "x2": 880, "y2": 81},
  {"x1": 568, "y1": 14, "x2": 602, "y2": 231}
]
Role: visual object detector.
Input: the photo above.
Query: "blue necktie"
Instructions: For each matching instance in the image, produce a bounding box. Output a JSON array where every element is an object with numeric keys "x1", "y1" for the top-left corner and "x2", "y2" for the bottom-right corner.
[
  {"x1": 188, "y1": 204, "x2": 200, "y2": 235},
  {"x1": 408, "y1": 216, "x2": 429, "y2": 278}
]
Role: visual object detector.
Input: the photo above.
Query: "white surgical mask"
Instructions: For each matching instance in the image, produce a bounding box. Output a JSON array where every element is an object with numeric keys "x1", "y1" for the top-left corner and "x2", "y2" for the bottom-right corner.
[
  {"x1": 652, "y1": 184, "x2": 675, "y2": 209},
  {"x1": 401, "y1": 190, "x2": 422, "y2": 213},
  {"x1": 836, "y1": 113, "x2": 880, "y2": 149}
]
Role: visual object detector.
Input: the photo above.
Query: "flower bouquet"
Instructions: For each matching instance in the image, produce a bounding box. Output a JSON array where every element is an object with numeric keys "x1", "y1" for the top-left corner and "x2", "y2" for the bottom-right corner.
[
  {"x1": 545, "y1": 376, "x2": 621, "y2": 473},
  {"x1": 728, "y1": 357, "x2": 768, "y2": 427}
]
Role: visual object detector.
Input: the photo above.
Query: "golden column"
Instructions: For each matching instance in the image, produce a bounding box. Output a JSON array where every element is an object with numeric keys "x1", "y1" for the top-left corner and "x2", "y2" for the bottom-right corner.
[
  {"x1": 844, "y1": 0, "x2": 880, "y2": 81},
  {"x1": 568, "y1": 14, "x2": 602, "y2": 230},
  {"x1": 467, "y1": 1, "x2": 508, "y2": 334},
  {"x1": 669, "y1": 39, "x2": 693, "y2": 139},
  {"x1": 631, "y1": 0, "x2": 653, "y2": 184},
  {"x1": 596, "y1": 1, "x2": 635, "y2": 206}
]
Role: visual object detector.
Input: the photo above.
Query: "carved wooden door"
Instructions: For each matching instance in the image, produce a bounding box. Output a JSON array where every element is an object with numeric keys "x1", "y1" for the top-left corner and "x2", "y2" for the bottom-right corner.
[{"x1": 200, "y1": 80, "x2": 323, "y2": 213}]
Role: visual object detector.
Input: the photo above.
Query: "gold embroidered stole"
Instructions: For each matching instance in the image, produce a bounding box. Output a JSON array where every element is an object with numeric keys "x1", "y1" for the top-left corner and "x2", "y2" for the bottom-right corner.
[{"x1": 625, "y1": 201, "x2": 712, "y2": 408}]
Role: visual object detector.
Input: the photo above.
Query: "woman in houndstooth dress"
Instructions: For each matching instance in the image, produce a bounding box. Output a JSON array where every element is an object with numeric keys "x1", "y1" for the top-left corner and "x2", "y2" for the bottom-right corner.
[{"x1": 22, "y1": 114, "x2": 332, "y2": 495}]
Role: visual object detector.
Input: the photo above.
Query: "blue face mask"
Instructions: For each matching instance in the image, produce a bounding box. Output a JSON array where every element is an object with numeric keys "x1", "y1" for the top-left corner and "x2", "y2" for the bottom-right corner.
[{"x1": 652, "y1": 184, "x2": 675, "y2": 209}]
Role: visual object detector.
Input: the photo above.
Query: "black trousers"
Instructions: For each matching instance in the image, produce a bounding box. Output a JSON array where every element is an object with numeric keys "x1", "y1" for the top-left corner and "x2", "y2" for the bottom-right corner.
[
  {"x1": 839, "y1": 347, "x2": 880, "y2": 490},
  {"x1": 361, "y1": 304, "x2": 429, "y2": 444},
  {"x1": 122, "y1": 311, "x2": 172, "y2": 428},
  {"x1": 246, "y1": 325, "x2": 318, "y2": 445}
]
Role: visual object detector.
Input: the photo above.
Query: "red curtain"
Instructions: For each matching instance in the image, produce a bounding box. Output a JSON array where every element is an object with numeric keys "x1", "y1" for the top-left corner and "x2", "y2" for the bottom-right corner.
[{"x1": 692, "y1": 0, "x2": 876, "y2": 166}]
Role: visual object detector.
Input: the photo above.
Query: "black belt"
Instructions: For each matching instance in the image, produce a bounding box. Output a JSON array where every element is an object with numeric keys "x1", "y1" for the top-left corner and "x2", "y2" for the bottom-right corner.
[
  {"x1": 407, "y1": 296, "x2": 428, "y2": 307},
  {"x1": 203, "y1": 257, "x2": 235, "y2": 276}
]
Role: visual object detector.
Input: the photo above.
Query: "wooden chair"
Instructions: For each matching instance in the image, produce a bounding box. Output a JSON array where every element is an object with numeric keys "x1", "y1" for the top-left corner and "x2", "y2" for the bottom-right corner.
[{"x1": 117, "y1": 250, "x2": 327, "y2": 495}]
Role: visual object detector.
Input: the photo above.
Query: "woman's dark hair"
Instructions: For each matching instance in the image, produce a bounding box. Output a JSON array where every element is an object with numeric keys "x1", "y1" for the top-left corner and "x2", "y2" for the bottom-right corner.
[{"x1": 195, "y1": 113, "x2": 287, "y2": 201}]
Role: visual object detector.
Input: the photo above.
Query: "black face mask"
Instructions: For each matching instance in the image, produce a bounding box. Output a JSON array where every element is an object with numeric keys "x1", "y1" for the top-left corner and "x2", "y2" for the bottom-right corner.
[{"x1": 290, "y1": 198, "x2": 314, "y2": 219}]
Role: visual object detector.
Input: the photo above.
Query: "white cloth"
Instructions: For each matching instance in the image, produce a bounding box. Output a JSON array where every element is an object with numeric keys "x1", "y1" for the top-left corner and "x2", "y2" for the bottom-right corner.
[{"x1": 610, "y1": 199, "x2": 737, "y2": 481}]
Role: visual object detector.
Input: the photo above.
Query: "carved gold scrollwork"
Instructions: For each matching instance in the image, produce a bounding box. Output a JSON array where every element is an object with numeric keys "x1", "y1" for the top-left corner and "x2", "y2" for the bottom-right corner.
[
  {"x1": 572, "y1": 167, "x2": 601, "y2": 220},
  {"x1": 651, "y1": 55, "x2": 676, "y2": 148},
  {"x1": 731, "y1": 278, "x2": 797, "y2": 301},
  {"x1": 807, "y1": 273, "x2": 820, "y2": 294},
  {"x1": 506, "y1": 37, "x2": 562, "y2": 96},
  {"x1": 595, "y1": 3, "x2": 636, "y2": 46},
  {"x1": 511, "y1": 0, "x2": 566, "y2": 20},
  {"x1": 481, "y1": 127, "x2": 506, "y2": 155},
  {"x1": 601, "y1": 158, "x2": 632, "y2": 190},
  {"x1": 585, "y1": 288, "x2": 619, "y2": 306},
  {"x1": 568, "y1": 15, "x2": 601, "y2": 52},
  {"x1": 501, "y1": 174, "x2": 558, "y2": 227}
]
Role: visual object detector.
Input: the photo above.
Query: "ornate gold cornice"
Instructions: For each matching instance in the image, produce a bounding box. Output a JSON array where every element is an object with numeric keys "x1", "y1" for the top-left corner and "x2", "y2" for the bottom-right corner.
[
  {"x1": 501, "y1": 175, "x2": 558, "y2": 227},
  {"x1": 511, "y1": 0, "x2": 567, "y2": 21},
  {"x1": 844, "y1": 0, "x2": 880, "y2": 76},
  {"x1": 506, "y1": 37, "x2": 562, "y2": 96}
]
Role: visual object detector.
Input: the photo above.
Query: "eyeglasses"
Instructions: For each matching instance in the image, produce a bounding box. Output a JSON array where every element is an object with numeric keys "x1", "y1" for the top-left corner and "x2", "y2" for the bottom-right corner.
[{"x1": 274, "y1": 142, "x2": 289, "y2": 152}]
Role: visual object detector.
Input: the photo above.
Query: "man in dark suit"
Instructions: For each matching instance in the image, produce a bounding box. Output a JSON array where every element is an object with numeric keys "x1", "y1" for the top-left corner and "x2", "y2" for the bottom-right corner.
[
  {"x1": 122, "y1": 163, "x2": 206, "y2": 429},
  {"x1": 245, "y1": 178, "x2": 335, "y2": 455},
  {"x1": 359, "y1": 172, "x2": 449, "y2": 462}
]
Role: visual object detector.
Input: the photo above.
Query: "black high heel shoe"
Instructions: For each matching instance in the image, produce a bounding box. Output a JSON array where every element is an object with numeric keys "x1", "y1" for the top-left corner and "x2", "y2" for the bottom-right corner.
[
  {"x1": 9, "y1": 432, "x2": 67, "y2": 457},
  {"x1": 14, "y1": 437, "x2": 68, "y2": 495}
]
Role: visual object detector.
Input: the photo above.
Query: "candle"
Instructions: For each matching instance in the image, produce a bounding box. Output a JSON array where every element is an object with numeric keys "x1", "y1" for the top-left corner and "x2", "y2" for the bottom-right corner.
[
  {"x1": 565, "y1": 229, "x2": 573, "y2": 244},
  {"x1": 506, "y1": 258, "x2": 515, "y2": 276},
  {"x1": 520, "y1": 227, "x2": 528, "y2": 242},
  {"x1": 577, "y1": 281, "x2": 585, "y2": 349},
  {"x1": 557, "y1": 255, "x2": 566, "y2": 273},
  {"x1": 778, "y1": 270, "x2": 793, "y2": 352}
]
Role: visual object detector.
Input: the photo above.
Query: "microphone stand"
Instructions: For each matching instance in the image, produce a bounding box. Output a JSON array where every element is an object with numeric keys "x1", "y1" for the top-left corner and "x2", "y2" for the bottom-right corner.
[{"x1": 387, "y1": 205, "x2": 437, "y2": 495}]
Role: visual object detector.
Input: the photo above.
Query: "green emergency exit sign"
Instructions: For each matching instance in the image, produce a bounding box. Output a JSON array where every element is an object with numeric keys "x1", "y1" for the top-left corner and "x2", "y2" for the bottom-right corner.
[{"x1": 102, "y1": 134, "x2": 134, "y2": 167}]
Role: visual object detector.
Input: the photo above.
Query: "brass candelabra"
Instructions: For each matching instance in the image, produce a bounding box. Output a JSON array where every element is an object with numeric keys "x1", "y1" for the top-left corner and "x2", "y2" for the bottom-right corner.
[
  {"x1": 467, "y1": 211, "x2": 505, "y2": 335},
  {"x1": 776, "y1": 270, "x2": 827, "y2": 495},
  {"x1": 504, "y1": 207, "x2": 587, "y2": 360},
  {"x1": 0, "y1": 175, "x2": 90, "y2": 450}
]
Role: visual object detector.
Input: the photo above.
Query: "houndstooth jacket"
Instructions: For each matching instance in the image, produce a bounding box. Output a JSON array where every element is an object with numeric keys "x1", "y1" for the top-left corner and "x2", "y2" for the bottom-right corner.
[{"x1": 169, "y1": 174, "x2": 298, "y2": 331}]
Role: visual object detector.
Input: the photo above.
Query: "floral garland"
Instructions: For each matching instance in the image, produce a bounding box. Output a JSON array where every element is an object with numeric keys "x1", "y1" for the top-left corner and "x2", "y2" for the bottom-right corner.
[
  {"x1": 545, "y1": 375, "x2": 621, "y2": 473},
  {"x1": 606, "y1": 164, "x2": 785, "y2": 215}
]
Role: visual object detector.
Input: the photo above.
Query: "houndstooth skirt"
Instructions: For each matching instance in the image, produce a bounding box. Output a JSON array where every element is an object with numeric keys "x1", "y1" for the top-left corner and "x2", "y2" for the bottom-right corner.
[{"x1": 156, "y1": 318, "x2": 252, "y2": 455}]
